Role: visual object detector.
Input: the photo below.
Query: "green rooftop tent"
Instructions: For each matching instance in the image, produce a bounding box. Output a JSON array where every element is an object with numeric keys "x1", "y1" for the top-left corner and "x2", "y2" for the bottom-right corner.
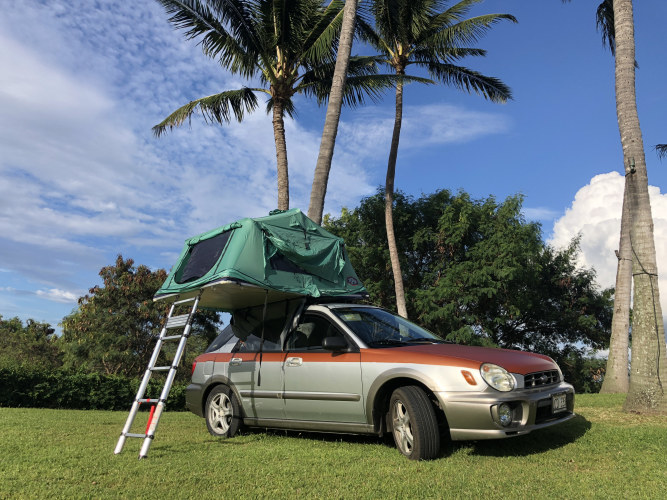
[{"x1": 154, "y1": 209, "x2": 367, "y2": 310}]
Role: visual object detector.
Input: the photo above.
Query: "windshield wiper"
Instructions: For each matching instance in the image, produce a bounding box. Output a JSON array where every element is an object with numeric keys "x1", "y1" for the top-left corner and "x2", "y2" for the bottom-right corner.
[
  {"x1": 405, "y1": 337, "x2": 446, "y2": 344},
  {"x1": 369, "y1": 339, "x2": 409, "y2": 346}
]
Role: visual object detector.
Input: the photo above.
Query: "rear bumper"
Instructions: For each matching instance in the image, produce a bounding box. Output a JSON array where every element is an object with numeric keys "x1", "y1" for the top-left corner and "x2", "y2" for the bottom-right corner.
[
  {"x1": 185, "y1": 383, "x2": 205, "y2": 418},
  {"x1": 437, "y1": 382, "x2": 575, "y2": 440}
]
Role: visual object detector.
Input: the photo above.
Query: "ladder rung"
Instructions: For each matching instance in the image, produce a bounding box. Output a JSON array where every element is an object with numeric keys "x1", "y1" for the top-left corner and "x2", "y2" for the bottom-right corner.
[
  {"x1": 151, "y1": 366, "x2": 171, "y2": 371},
  {"x1": 166, "y1": 314, "x2": 190, "y2": 328},
  {"x1": 161, "y1": 335, "x2": 182, "y2": 341},
  {"x1": 174, "y1": 297, "x2": 198, "y2": 305},
  {"x1": 124, "y1": 433, "x2": 148, "y2": 439},
  {"x1": 138, "y1": 399, "x2": 161, "y2": 404}
]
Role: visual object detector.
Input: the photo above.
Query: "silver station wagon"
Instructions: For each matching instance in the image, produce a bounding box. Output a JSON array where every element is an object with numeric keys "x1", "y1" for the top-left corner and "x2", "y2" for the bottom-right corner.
[{"x1": 186, "y1": 302, "x2": 575, "y2": 460}]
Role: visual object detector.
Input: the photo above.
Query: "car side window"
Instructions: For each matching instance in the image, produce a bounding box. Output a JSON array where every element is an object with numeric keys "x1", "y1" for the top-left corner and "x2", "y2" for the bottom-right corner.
[
  {"x1": 287, "y1": 314, "x2": 343, "y2": 351},
  {"x1": 235, "y1": 332, "x2": 282, "y2": 353}
]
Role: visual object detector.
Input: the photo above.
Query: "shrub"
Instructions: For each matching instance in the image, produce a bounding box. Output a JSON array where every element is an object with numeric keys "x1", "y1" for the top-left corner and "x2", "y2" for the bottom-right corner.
[{"x1": 0, "y1": 367, "x2": 187, "y2": 411}]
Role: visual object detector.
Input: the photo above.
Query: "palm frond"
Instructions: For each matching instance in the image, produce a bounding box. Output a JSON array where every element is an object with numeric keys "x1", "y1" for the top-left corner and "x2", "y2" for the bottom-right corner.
[
  {"x1": 152, "y1": 87, "x2": 260, "y2": 136},
  {"x1": 596, "y1": 0, "x2": 615, "y2": 54},
  {"x1": 297, "y1": 55, "x2": 379, "y2": 88},
  {"x1": 422, "y1": 13, "x2": 517, "y2": 54},
  {"x1": 206, "y1": 0, "x2": 263, "y2": 52},
  {"x1": 372, "y1": 0, "x2": 434, "y2": 45},
  {"x1": 299, "y1": 64, "x2": 431, "y2": 107},
  {"x1": 420, "y1": 61, "x2": 512, "y2": 102},
  {"x1": 155, "y1": 0, "x2": 261, "y2": 78},
  {"x1": 354, "y1": 12, "x2": 384, "y2": 49},
  {"x1": 301, "y1": 1, "x2": 345, "y2": 66},
  {"x1": 413, "y1": 46, "x2": 485, "y2": 63},
  {"x1": 656, "y1": 144, "x2": 667, "y2": 160},
  {"x1": 434, "y1": 0, "x2": 483, "y2": 25}
]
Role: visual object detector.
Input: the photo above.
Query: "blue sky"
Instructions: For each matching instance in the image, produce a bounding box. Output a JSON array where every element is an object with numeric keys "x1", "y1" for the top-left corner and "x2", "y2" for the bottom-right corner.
[{"x1": 1, "y1": 0, "x2": 666, "y2": 331}]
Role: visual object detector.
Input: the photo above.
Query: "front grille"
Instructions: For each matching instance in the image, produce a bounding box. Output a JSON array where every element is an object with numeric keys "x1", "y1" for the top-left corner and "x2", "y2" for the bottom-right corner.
[{"x1": 524, "y1": 370, "x2": 559, "y2": 388}]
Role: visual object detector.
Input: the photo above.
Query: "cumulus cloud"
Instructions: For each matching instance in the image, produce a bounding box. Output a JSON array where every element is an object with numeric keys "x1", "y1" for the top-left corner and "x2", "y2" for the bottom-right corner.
[{"x1": 550, "y1": 172, "x2": 667, "y2": 316}]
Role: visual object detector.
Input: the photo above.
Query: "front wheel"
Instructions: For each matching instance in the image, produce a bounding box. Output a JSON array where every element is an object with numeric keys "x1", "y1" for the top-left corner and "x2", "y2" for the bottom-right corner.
[
  {"x1": 205, "y1": 385, "x2": 241, "y2": 438},
  {"x1": 390, "y1": 386, "x2": 440, "y2": 460}
]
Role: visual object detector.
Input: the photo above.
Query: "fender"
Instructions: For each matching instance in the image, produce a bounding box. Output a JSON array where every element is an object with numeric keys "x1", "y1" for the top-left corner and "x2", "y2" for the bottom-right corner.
[
  {"x1": 364, "y1": 367, "x2": 440, "y2": 426},
  {"x1": 200, "y1": 374, "x2": 244, "y2": 417}
]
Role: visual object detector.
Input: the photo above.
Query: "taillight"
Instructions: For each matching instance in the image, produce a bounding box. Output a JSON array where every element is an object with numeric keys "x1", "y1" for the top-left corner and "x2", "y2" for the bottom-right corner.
[{"x1": 191, "y1": 361, "x2": 197, "y2": 376}]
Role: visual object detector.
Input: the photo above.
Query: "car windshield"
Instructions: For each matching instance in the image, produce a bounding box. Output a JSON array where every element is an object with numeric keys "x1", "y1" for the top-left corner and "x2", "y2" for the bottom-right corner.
[{"x1": 332, "y1": 307, "x2": 444, "y2": 347}]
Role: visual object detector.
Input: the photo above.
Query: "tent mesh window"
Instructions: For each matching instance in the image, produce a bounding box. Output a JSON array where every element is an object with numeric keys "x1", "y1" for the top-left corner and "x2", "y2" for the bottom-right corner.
[
  {"x1": 269, "y1": 252, "x2": 312, "y2": 275},
  {"x1": 176, "y1": 230, "x2": 234, "y2": 284}
]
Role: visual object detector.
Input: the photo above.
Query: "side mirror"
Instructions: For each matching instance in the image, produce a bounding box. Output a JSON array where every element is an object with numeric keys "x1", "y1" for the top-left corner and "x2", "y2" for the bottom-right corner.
[{"x1": 322, "y1": 336, "x2": 348, "y2": 351}]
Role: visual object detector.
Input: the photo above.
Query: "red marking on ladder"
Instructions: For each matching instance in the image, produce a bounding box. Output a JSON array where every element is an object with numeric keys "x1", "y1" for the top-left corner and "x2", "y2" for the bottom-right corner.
[{"x1": 146, "y1": 405, "x2": 156, "y2": 434}]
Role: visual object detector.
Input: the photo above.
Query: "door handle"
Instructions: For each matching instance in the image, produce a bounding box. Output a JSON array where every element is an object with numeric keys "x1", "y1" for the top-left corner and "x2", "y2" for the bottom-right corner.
[
  {"x1": 286, "y1": 357, "x2": 303, "y2": 367},
  {"x1": 230, "y1": 357, "x2": 242, "y2": 366}
]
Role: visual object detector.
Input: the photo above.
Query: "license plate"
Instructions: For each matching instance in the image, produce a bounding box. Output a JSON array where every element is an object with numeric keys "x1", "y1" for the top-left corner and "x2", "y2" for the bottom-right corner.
[{"x1": 552, "y1": 393, "x2": 567, "y2": 413}]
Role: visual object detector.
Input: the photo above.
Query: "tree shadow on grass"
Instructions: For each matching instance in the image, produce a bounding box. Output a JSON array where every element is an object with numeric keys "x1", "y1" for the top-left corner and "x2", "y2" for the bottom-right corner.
[{"x1": 442, "y1": 414, "x2": 592, "y2": 458}]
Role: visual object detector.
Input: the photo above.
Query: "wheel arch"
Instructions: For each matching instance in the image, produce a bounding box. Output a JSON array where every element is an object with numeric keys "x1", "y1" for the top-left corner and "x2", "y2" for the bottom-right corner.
[
  {"x1": 200, "y1": 375, "x2": 245, "y2": 419},
  {"x1": 367, "y1": 371, "x2": 448, "y2": 437}
]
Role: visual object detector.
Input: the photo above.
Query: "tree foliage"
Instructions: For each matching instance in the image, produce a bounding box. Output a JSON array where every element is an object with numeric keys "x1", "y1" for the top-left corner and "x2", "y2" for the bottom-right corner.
[
  {"x1": 0, "y1": 316, "x2": 61, "y2": 370},
  {"x1": 325, "y1": 190, "x2": 613, "y2": 389},
  {"x1": 60, "y1": 255, "x2": 221, "y2": 377}
]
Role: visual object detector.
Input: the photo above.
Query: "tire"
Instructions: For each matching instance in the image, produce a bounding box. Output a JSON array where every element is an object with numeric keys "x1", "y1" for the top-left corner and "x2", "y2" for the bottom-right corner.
[
  {"x1": 205, "y1": 385, "x2": 241, "y2": 438},
  {"x1": 389, "y1": 386, "x2": 440, "y2": 460}
]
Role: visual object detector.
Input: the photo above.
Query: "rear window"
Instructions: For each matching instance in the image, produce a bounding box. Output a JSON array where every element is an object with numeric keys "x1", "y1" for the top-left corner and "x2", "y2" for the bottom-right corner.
[{"x1": 176, "y1": 230, "x2": 233, "y2": 284}]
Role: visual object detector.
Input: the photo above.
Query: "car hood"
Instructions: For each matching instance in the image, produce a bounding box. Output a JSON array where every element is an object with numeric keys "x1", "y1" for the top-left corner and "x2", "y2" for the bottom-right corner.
[{"x1": 362, "y1": 343, "x2": 557, "y2": 375}]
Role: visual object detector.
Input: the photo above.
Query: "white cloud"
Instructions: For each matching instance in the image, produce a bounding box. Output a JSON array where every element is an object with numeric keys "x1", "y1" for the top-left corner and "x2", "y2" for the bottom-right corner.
[
  {"x1": 338, "y1": 103, "x2": 510, "y2": 155},
  {"x1": 523, "y1": 207, "x2": 561, "y2": 221},
  {"x1": 35, "y1": 289, "x2": 79, "y2": 304},
  {"x1": 550, "y1": 172, "x2": 667, "y2": 316}
]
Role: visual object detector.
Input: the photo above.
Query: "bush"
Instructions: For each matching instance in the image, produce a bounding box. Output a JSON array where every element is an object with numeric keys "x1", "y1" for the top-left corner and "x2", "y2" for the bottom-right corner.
[{"x1": 0, "y1": 367, "x2": 187, "y2": 411}]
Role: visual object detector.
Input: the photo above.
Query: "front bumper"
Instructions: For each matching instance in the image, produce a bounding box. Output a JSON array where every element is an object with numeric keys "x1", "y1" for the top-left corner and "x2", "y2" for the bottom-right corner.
[{"x1": 437, "y1": 382, "x2": 575, "y2": 440}]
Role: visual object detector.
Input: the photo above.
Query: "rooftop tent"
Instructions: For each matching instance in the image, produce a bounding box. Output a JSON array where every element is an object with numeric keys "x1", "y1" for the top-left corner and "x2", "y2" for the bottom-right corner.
[{"x1": 154, "y1": 209, "x2": 367, "y2": 310}]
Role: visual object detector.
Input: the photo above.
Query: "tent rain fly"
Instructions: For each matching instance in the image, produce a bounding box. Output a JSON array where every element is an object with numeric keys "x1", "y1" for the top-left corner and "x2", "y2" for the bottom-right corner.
[{"x1": 154, "y1": 209, "x2": 367, "y2": 310}]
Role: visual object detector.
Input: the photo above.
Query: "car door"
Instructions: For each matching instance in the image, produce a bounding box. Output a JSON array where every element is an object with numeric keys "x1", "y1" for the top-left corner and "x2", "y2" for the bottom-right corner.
[
  {"x1": 283, "y1": 312, "x2": 365, "y2": 423},
  {"x1": 227, "y1": 333, "x2": 286, "y2": 420}
]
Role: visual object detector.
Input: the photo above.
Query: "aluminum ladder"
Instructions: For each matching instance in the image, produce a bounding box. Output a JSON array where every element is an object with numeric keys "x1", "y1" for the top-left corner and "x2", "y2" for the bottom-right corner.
[{"x1": 114, "y1": 295, "x2": 199, "y2": 458}]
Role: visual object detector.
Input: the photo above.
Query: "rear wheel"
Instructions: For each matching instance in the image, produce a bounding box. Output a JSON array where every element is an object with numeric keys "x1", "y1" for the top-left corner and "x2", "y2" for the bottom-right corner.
[
  {"x1": 390, "y1": 386, "x2": 440, "y2": 460},
  {"x1": 205, "y1": 385, "x2": 241, "y2": 438}
]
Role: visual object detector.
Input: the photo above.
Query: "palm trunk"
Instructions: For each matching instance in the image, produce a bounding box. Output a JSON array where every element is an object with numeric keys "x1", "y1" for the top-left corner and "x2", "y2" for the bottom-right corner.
[
  {"x1": 386, "y1": 78, "x2": 408, "y2": 318},
  {"x1": 601, "y1": 179, "x2": 631, "y2": 393},
  {"x1": 612, "y1": 0, "x2": 667, "y2": 412},
  {"x1": 308, "y1": 0, "x2": 358, "y2": 225},
  {"x1": 272, "y1": 99, "x2": 289, "y2": 211}
]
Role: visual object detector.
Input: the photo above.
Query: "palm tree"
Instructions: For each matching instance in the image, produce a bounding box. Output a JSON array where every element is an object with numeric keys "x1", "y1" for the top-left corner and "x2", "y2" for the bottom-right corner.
[
  {"x1": 588, "y1": 0, "x2": 632, "y2": 394},
  {"x1": 611, "y1": 0, "x2": 667, "y2": 412},
  {"x1": 656, "y1": 144, "x2": 667, "y2": 159},
  {"x1": 153, "y1": 0, "x2": 391, "y2": 211},
  {"x1": 359, "y1": 0, "x2": 515, "y2": 317},
  {"x1": 308, "y1": 0, "x2": 358, "y2": 225}
]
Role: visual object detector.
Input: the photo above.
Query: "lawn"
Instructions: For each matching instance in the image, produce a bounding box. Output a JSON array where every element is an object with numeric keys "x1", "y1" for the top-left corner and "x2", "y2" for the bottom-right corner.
[{"x1": 1, "y1": 394, "x2": 665, "y2": 499}]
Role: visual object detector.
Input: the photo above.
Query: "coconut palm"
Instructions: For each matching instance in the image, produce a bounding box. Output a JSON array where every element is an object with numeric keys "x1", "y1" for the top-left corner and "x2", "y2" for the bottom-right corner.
[
  {"x1": 308, "y1": 0, "x2": 358, "y2": 225},
  {"x1": 153, "y1": 0, "x2": 392, "y2": 211},
  {"x1": 571, "y1": 0, "x2": 665, "y2": 400},
  {"x1": 585, "y1": 0, "x2": 633, "y2": 394},
  {"x1": 656, "y1": 144, "x2": 667, "y2": 159},
  {"x1": 359, "y1": 0, "x2": 515, "y2": 317},
  {"x1": 611, "y1": 0, "x2": 667, "y2": 412}
]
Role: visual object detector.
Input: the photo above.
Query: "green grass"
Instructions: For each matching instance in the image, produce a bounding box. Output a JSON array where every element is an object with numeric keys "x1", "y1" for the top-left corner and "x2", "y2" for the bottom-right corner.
[{"x1": 1, "y1": 394, "x2": 665, "y2": 499}]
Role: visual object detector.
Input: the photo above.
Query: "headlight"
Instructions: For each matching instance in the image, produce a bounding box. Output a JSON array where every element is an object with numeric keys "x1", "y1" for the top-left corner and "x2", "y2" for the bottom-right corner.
[{"x1": 480, "y1": 363, "x2": 515, "y2": 392}]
